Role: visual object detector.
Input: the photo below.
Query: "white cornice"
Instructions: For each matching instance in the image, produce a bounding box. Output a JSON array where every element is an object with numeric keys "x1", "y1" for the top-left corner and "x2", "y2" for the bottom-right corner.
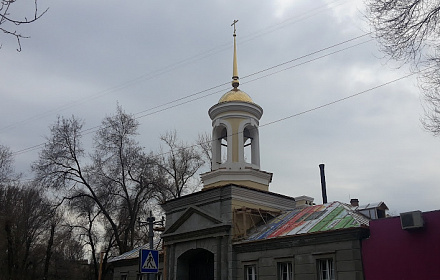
[
  {"x1": 201, "y1": 168, "x2": 273, "y2": 186},
  {"x1": 209, "y1": 101, "x2": 263, "y2": 120}
]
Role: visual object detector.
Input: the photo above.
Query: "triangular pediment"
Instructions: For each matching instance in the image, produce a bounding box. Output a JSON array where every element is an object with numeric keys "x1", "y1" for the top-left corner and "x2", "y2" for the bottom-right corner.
[{"x1": 164, "y1": 206, "x2": 223, "y2": 235}]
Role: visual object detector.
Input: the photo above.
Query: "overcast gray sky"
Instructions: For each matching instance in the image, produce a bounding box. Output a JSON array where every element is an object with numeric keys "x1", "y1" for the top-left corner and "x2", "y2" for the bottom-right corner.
[{"x1": 1, "y1": 0, "x2": 439, "y2": 214}]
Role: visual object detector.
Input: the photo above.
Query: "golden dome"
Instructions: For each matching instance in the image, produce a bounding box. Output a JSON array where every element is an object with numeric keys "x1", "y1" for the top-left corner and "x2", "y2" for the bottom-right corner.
[{"x1": 218, "y1": 89, "x2": 254, "y2": 104}]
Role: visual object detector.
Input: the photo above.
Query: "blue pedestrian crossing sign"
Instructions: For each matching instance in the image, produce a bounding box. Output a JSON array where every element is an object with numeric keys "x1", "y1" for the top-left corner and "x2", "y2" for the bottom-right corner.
[{"x1": 139, "y1": 249, "x2": 159, "y2": 273}]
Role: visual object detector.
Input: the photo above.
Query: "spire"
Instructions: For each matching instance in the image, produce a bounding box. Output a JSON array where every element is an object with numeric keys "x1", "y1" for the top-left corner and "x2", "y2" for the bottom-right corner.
[{"x1": 231, "y1": 19, "x2": 239, "y2": 89}]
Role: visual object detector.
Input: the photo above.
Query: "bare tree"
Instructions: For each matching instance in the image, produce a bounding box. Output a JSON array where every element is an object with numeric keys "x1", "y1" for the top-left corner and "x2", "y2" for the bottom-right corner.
[
  {"x1": 69, "y1": 197, "x2": 101, "y2": 280},
  {"x1": 0, "y1": 0, "x2": 48, "y2": 51},
  {"x1": 197, "y1": 132, "x2": 212, "y2": 168},
  {"x1": 41, "y1": 208, "x2": 86, "y2": 280},
  {"x1": 32, "y1": 109, "x2": 207, "y2": 277},
  {"x1": 154, "y1": 130, "x2": 205, "y2": 203},
  {"x1": 0, "y1": 144, "x2": 16, "y2": 185},
  {"x1": 90, "y1": 106, "x2": 157, "y2": 253},
  {"x1": 366, "y1": 0, "x2": 440, "y2": 135},
  {"x1": 0, "y1": 145, "x2": 88, "y2": 280},
  {"x1": 0, "y1": 183, "x2": 53, "y2": 280},
  {"x1": 43, "y1": 220, "x2": 56, "y2": 280},
  {"x1": 46, "y1": 225, "x2": 86, "y2": 280},
  {"x1": 33, "y1": 107, "x2": 156, "y2": 258}
]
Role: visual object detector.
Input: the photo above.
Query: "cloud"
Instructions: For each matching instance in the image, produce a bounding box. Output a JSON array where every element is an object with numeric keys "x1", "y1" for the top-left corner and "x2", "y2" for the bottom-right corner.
[{"x1": 1, "y1": 0, "x2": 438, "y2": 214}]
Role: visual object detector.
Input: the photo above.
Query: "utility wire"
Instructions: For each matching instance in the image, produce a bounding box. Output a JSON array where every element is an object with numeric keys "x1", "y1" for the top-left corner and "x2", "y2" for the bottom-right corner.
[
  {"x1": 260, "y1": 72, "x2": 416, "y2": 127},
  {"x1": 11, "y1": 36, "x2": 373, "y2": 155},
  {"x1": 77, "y1": 36, "x2": 373, "y2": 137},
  {"x1": 140, "y1": 71, "x2": 418, "y2": 160},
  {"x1": 12, "y1": 69, "x2": 415, "y2": 157},
  {"x1": 16, "y1": 69, "x2": 417, "y2": 183},
  {"x1": 1, "y1": 0, "x2": 352, "y2": 133},
  {"x1": 10, "y1": 31, "x2": 377, "y2": 156}
]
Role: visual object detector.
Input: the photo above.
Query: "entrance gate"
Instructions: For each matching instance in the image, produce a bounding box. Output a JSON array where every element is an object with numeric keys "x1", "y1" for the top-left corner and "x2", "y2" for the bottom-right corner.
[{"x1": 176, "y1": 248, "x2": 214, "y2": 280}]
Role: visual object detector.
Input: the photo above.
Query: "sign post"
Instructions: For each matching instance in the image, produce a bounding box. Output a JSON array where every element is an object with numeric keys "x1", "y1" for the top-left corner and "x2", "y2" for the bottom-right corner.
[{"x1": 138, "y1": 211, "x2": 164, "y2": 280}]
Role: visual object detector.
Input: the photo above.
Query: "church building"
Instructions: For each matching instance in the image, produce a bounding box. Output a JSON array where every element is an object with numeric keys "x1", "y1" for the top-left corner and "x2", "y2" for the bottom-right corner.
[
  {"x1": 111, "y1": 24, "x2": 372, "y2": 280},
  {"x1": 159, "y1": 25, "x2": 368, "y2": 280}
]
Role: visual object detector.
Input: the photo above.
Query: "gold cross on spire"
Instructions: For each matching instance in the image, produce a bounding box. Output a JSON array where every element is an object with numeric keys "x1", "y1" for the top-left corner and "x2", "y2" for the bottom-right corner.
[{"x1": 231, "y1": 19, "x2": 239, "y2": 36}]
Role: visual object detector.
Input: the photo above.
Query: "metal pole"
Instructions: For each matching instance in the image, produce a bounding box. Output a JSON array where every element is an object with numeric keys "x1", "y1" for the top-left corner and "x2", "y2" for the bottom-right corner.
[
  {"x1": 319, "y1": 164, "x2": 328, "y2": 204},
  {"x1": 146, "y1": 211, "x2": 155, "y2": 280}
]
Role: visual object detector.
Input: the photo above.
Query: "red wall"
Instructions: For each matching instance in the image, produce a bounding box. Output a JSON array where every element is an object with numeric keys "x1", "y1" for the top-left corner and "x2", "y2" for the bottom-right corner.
[{"x1": 362, "y1": 210, "x2": 440, "y2": 280}]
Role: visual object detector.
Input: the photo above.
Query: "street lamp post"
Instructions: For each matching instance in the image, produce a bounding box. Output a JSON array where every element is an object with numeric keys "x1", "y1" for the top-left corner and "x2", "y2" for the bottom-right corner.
[{"x1": 139, "y1": 211, "x2": 165, "y2": 280}]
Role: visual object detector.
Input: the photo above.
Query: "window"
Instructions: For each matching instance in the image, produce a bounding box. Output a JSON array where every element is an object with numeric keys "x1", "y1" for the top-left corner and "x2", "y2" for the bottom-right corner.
[
  {"x1": 245, "y1": 265, "x2": 257, "y2": 280},
  {"x1": 121, "y1": 275, "x2": 128, "y2": 280},
  {"x1": 317, "y1": 259, "x2": 335, "y2": 280},
  {"x1": 278, "y1": 262, "x2": 293, "y2": 280}
]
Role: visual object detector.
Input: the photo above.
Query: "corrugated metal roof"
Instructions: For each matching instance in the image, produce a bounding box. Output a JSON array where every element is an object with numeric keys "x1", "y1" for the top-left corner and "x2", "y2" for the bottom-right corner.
[
  {"x1": 108, "y1": 240, "x2": 162, "y2": 263},
  {"x1": 247, "y1": 201, "x2": 370, "y2": 241}
]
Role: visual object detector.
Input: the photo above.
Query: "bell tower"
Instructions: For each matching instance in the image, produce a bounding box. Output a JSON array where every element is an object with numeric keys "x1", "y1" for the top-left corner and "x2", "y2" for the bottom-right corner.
[{"x1": 201, "y1": 21, "x2": 272, "y2": 191}]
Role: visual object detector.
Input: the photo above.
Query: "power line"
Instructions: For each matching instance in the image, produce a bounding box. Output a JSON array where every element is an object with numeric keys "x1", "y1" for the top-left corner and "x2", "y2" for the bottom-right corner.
[
  {"x1": 69, "y1": 34, "x2": 373, "y2": 139},
  {"x1": 1, "y1": 0, "x2": 353, "y2": 133},
  {"x1": 135, "y1": 71, "x2": 418, "y2": 160},
  {"x1": 240, "y1": 0, "x2": 349, "y2": 45},
  {"x1": 15, "y1": 70, "x2": 417, "y2": 182},
  {"x1": 11, "y1": 35, "x2": 371, "y2": 155},
  {"x1": 242, "y1": 33, "x2": 371, "y2": 80},
  {"x1": 260, "y1": 72, "x2": 416, "y2": 127},
  {"x1": 9, "y1": 33, "x2": 379, "y2": 156},
  {"x1": 12, "y1": 70, "x2": 415, "y2": 157},
  {"x1": 13, "y1": 143, "x2": 45, "y2": 156}
]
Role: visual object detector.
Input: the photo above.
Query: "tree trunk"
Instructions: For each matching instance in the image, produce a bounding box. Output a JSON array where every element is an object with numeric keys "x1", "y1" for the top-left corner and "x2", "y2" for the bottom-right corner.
[
  {"x1": 43, "y1": 223, "x2": 56, "y2": 280},
  {"x1": 4, "y1": 221, "x2": 14, "y2": 280}
]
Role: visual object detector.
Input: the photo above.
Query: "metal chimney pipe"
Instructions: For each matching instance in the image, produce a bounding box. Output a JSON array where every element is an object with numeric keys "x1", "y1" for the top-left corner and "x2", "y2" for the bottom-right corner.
[{"x1": 319, "y1": 164, "x2": 328, "y2": 204}]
